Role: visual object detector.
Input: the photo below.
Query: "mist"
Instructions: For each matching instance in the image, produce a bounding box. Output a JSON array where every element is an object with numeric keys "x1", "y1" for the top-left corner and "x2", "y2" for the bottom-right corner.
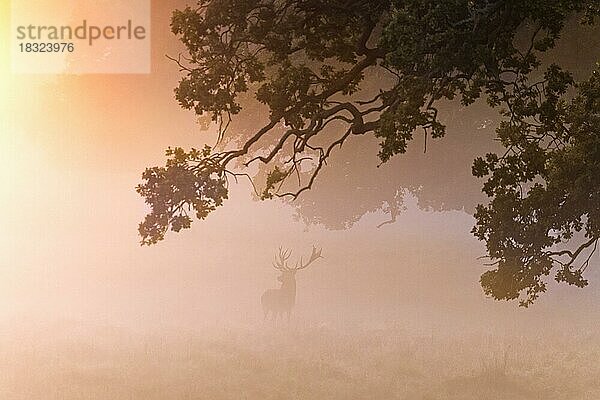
[{"x1": 1, "y1": 1, "x2": 600, "y2": 399}]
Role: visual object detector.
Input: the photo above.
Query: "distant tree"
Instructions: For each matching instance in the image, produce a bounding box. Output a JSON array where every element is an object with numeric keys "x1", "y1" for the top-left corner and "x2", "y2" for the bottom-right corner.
[{"x1": 137, "y1": 0, "x2": 600, "y2": 306}]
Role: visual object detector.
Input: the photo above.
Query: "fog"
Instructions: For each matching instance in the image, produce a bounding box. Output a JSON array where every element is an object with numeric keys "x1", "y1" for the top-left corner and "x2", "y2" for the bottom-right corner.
[
  {"x1": 3, "y1": 128, "x2": 598, "y2": 333},
  {"x1": 1, "y1": 1, "x2": 599, "y2": 398}
]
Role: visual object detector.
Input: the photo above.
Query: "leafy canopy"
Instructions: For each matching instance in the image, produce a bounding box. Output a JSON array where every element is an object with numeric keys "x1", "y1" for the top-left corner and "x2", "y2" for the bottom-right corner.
[{"x1": 137, "y1": 0, "x2": 600, "y2": 306}]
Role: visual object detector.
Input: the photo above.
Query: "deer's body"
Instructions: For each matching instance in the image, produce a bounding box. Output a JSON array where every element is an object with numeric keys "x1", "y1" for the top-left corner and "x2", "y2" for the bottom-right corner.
[
  {"x1": 261, "y1": 246, "x2": 322, "y2": 324},
  {"x1": 261, "y1": 273, "x2": 296, "y2": 320}
]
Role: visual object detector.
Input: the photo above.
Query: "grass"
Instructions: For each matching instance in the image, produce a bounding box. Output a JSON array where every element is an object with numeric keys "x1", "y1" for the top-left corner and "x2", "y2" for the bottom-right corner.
[{"x1": 0, "y1": 322, "x2": 599, "y2": 399}]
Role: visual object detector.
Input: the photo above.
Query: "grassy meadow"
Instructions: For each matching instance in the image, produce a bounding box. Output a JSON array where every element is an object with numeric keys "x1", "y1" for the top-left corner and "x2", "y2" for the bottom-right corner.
[{"x1": 0, "y1": 322, "x2": 598, "y2": 400}]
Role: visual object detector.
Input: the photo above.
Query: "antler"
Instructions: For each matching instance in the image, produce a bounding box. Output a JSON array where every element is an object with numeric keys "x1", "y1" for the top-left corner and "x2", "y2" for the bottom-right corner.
[
  {"x1": 272, "y1": 246, "x2": 292, "y2": 271},
  {"x1": 294, "y1": 246, "x2": 323, "y2": 270}
]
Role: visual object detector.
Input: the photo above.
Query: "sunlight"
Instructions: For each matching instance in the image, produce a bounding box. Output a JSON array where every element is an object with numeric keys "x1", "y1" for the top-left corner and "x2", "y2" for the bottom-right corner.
[
  {"x1": 0, "y1": 0, "x2": 10, "y2": 114},
  {"x1": 0, "y1": 0, "x2": 598, "y2": 397}
]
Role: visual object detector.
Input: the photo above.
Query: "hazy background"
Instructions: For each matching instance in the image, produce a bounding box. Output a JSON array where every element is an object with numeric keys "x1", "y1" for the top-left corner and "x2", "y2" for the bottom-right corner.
[
  {"x1": 1, "y1": 0, "x2": 599, "y2": 334},
  {"x1": 2, "y1": 2, "x2": 600, "y2": 399}
]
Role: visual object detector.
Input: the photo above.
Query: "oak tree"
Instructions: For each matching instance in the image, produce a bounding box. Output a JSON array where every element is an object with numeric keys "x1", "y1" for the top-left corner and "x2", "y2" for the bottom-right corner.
[{"x1": 137, "y1": 0, "x2": 600, "y2": 306}]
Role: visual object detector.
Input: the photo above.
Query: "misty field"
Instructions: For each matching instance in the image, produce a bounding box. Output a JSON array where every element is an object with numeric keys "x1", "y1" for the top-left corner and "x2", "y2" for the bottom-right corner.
[{"x1": 1, "y1": 322, "x2": 599, "y2": 400}]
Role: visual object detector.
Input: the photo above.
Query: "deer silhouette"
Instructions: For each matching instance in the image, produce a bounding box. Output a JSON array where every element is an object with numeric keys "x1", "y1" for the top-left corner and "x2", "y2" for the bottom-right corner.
[{"x1": 261, "y1": 246, "x2": 322, "y2": 323}]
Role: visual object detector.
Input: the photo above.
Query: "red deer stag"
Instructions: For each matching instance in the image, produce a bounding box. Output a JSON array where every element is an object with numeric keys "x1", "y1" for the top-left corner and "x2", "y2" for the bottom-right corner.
[{"x1": 261, "y1": 246, "x2": 322, "y2": 323}]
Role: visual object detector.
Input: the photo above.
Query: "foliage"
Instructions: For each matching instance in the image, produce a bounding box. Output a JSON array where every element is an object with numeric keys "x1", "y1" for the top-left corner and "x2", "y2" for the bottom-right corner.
[
  {"x1": 472, "y1": 67, "x2": 600, "y2": 306},
  {"x1": 137, "y1": 145, "x2": 228, "y2": 245},
  {"x1": 137, "y1": 0, "x2": 600, "y2": 305}
]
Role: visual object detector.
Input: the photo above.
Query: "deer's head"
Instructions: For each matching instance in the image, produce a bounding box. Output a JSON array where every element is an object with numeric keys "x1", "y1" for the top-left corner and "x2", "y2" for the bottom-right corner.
[{"x1": 272, "y1": 246, "x2": 323, "y2": 284}]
